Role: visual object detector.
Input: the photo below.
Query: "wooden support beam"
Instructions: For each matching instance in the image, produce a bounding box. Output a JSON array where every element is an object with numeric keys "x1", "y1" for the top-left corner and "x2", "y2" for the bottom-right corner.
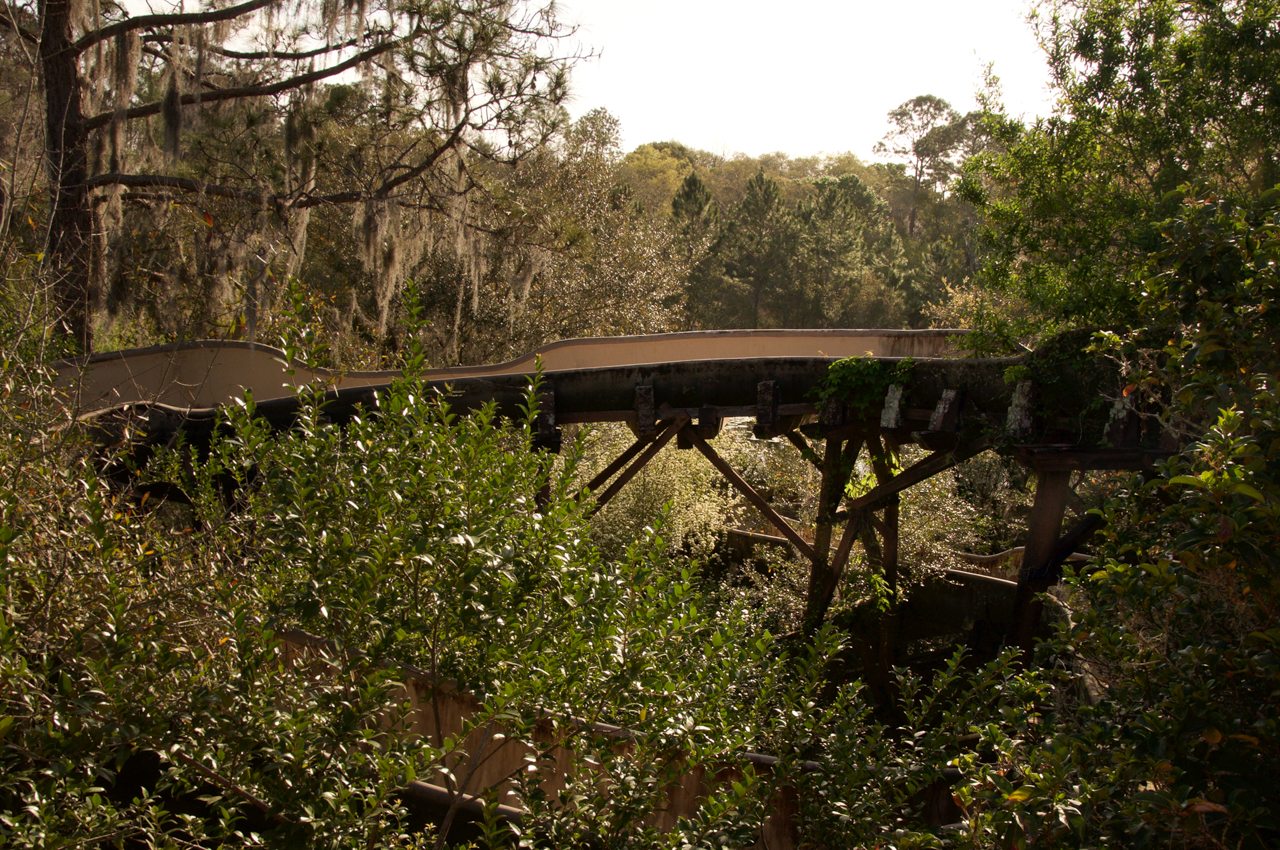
[
  {"x1": 589, "y1": 416, "x2": 687, "y2": 514},
  {"x1": 803, "y1": 507, "x2": 865, "y2": 634},
  {"x1": 632, "y1": 384, "x2": 656, "y2": 438},
  {"x1": 1006, "y1": 380, "x2": 1034, "y2": 439},
  {"x1": 871, "y1": 438, "x2": 903, "y2": 684},
  {"x1": 581, "y1": 434, "x2": 650, "y2": 495},
  {"x1": 880, "y1": 384, "x2": 905, "y2": 430},
  {"x1": 913, "y1": 388, "x2": 963, "y2": 451},
  {"x1": 929, "y1": 389, "x2": 961, "y2": 432},
  {"x1": 783, "y1": 430, "x2": 823, "y2": 469},
  {"x1": 1012, "y1": 469, "x2": 1072, "y2": 647},
  {"x1": 843, "y1": 441, "x2": 987, "y2": 514},
  {"x1": 683, "y1": 428, "x2": 817, "y2": 563},
  {"x1": 867, "y1": 436, "x2": 901, "y2": 595},
  {"x1": 819, "y1": 398, "x2": 845, "y2": 429},
  {"x1": 802, "y1": 438, "x2": 864, "y2": 633},
  {"x1": 1027, "y1": 511, "x2": 1106, "y2": 585},
  {"x1": 696, "y1": 405, "x2": 722, "y2": 439},
  {"x1": 756, "y1": 380, "x2": 778, "y2": 429},
  {"x1": 857, "y1": 512, "x2": 885, "y2": 571},
  {"x1": 812, "y1": 436, "x2": 847, "y2": 559},
  {"x1": 678, "y1": 406, "x2": 724, "y2": 449},
  {"x1": 1013, "y1": 446, "x2": 1172, "y2": 471},
  {"x1": 829, "y1": 509, "x2": 862, "y2": 578}
]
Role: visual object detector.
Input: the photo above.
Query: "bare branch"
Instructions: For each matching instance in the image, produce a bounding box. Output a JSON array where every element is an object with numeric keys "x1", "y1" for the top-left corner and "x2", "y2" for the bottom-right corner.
[
  {"x1": 0, "y1": 4, "x2": 38, "y2": 44},
  {"x1": 87, "y1": 171, "x2": 270, "y2": 204},
  {"x1": 172, "y1": 752, "x2": 294, "y2": 827},
  {"x1": 143, "y1": 33, "x2": 360, "y2": 61},
  {"x1": 365, "y1": 120, "x2": 467, "y2": 200},
  {"x1": 73, "y1": 0, "x2": 277, "y2": 55},
  {"x1": 83, "y1": 37, "x2": 404, "y2": 132}
]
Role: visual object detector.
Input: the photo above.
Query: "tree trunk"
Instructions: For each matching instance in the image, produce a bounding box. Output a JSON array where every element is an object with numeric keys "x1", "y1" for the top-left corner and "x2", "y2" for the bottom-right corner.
[{"x1": 39, "y1": 0, "x2": 95, "y2": 352}]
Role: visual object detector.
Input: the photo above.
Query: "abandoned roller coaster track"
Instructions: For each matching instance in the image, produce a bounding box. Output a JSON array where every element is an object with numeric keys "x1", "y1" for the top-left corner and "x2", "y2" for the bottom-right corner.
[
  {"x1": 53, "y1": 327, "x2": 1176, "y2": 844},
  {"x1": 57, "y1": 327, "x2": 1172, "y2": 639}
]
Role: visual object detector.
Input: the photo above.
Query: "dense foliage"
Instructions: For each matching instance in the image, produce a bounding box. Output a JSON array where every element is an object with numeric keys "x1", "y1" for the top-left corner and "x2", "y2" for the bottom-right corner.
[
  {"x1": 1037, "y1": 193, "x2": 1280, "y2": 848},
  {"x1": 3, "y1": 0, "x2": 1278, "y2": 845},
  {"x1": 0, "y1": 321, "x2": 1071, "y2": 846},
  {"x1": 0, "y1": 342, "x2": 780, "y2": 844},
  {"x1": 959, "y1": 0, "x2": 1280, "y2": 346}
]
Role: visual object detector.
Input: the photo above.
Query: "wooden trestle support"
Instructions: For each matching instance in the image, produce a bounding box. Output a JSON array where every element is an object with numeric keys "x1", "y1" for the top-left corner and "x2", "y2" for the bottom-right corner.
[
  {"x1": 59, "y1": 331, "x2": 1173, "y2": 649},
  {"x1": 574, "y1": 375, "x2": 1169, "y2": 656},
  {"x1": 58, "y1": 331, "x2": 1181, "y2": 844}
]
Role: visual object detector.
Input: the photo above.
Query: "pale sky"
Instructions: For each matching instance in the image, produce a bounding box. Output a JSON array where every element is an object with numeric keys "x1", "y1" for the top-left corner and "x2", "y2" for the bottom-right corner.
[{"x1": 557, "y1": 0, "x2": 1057, "y2": 161}]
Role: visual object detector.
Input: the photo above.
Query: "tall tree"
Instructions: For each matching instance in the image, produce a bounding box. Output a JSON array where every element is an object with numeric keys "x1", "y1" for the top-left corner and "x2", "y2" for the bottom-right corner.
[
  {"x1": 793, "y1": 175, "x2": 907, "y2": 327},
  {"x1": 691, "y1": 170, "x2": 800, "y2": 328},
  {"x1": 875, "y1": 94, "x2": 966, "y2": 237},
  {"x1": 671, "y1": 171, "x2": 717, "y2": 232},
  {"x1": 2, "y1": 0, "x2": 568, "y2": 351},
  {"x1": 962, "y1": 0, "x2": 1280, "y2": 342},
  {"x1": 381, "y1": 109, "x2": 687, "y2": 365}
]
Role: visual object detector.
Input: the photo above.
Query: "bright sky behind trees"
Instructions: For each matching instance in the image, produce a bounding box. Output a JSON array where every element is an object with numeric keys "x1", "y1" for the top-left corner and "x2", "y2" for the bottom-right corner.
[{"x1": 558, "y1": 0, "x2": 1055, "y2": 160}]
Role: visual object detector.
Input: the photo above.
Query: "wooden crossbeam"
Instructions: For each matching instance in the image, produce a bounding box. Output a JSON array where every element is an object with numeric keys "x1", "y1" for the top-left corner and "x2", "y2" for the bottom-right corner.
[
  {"x1": 683, "y1": 428, "x2": 817, "y2": 563},
  {"x1": 843, "y1": 440, "x2": 987, "y2": 514},
  {"x1": 589, "y1": 416, "x2": 687, "y2": 514},
  {"x1": 829, "y1": 510, "x2": 862, "y2": 577},
  {"x1": 582, "y1": 434, "x2": 650, "y2": 495},
  {"x1": 783, "y1": 430, "x2": 823, "y2": 469}
]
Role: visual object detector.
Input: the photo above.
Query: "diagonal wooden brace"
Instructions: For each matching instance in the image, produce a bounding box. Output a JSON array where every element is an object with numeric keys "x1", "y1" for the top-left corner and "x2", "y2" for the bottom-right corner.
[
  {"x1": 682, "y1": 427, "x2": 817, "y2": 562},
  {"x1": 844, "y1": 440, "x2": 987, "y2": 514},
  {"x1": 588, "y1": 416, "x2": 688, "y2": 515}
]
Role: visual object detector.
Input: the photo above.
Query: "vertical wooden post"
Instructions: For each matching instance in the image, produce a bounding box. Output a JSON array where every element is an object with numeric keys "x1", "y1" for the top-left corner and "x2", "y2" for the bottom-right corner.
[
  {"x1": 803, "y1": 435, "x2": 859, "y2": 634},
  {"x1": 1012, "y1": 469, "x2": 1072, "y2": 647},
  {"x1": 871, "y1": 439, "x2": 901, "y2": 695},
  {"x1": 811, "y1": 436, "x2": 846, "y2": 563},
  {"x1": 867, "y1": 438, "x2": 900, "y2": 595}
]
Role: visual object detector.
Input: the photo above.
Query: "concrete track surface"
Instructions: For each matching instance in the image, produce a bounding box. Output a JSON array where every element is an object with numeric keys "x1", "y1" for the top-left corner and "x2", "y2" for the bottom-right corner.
[{"x1": 57, "y1": 329, "x2": 969, "y2": 416}]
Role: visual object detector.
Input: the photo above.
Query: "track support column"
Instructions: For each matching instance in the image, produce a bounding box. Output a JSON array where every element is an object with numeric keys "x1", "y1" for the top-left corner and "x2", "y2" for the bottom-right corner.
[{"x1": 1012, "y1": 469, "x2": 1072, "y2": 648}]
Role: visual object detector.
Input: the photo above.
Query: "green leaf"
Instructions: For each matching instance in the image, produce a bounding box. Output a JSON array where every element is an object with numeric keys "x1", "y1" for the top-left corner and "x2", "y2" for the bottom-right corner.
[
  {"x1": 1167, "y1": 475, "x2": 1207, "y2": 488},
  {"x1": 1230, "y1": 482, "x2": 1265, "y2": 502}
]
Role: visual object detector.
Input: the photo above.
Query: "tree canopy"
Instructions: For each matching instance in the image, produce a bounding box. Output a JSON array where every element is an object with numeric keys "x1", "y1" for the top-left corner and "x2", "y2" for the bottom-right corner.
[
  {"x1": 6, "y1": 0, "x2": 570, "y2": 351},
  {"x1": 960, "y1": 0, "x2": 1280, "y2": 343}
]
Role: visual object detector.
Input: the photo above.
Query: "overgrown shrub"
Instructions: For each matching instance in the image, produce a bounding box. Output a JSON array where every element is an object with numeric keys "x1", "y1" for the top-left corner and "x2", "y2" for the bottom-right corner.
[
  {"x1": 979, "y1": 195, "x2": 1280, "y2": 848},
  {"x1": 0, "y1": 330, "x2": 840, "y2": 846}
]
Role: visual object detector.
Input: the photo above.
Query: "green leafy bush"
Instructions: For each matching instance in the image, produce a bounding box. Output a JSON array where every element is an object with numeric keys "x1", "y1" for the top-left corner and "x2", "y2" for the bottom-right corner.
[
  {"x1": 984, "y1": 195, "x2": 1280, "y2": 849},
  {"x1": 0, "y1": 343, "x2": 815, "y2": 845}
]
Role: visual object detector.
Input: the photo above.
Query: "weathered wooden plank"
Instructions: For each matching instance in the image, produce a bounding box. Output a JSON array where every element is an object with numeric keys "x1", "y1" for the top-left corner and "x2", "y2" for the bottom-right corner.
[{"x1": 683, "y1": 428, "x2": 817, "y2": 563}]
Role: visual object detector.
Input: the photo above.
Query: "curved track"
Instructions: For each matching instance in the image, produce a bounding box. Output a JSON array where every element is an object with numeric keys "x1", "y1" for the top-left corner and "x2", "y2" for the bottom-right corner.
[{"x1": 58, "y1": 328, "x2": 969, "y2": 415}]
